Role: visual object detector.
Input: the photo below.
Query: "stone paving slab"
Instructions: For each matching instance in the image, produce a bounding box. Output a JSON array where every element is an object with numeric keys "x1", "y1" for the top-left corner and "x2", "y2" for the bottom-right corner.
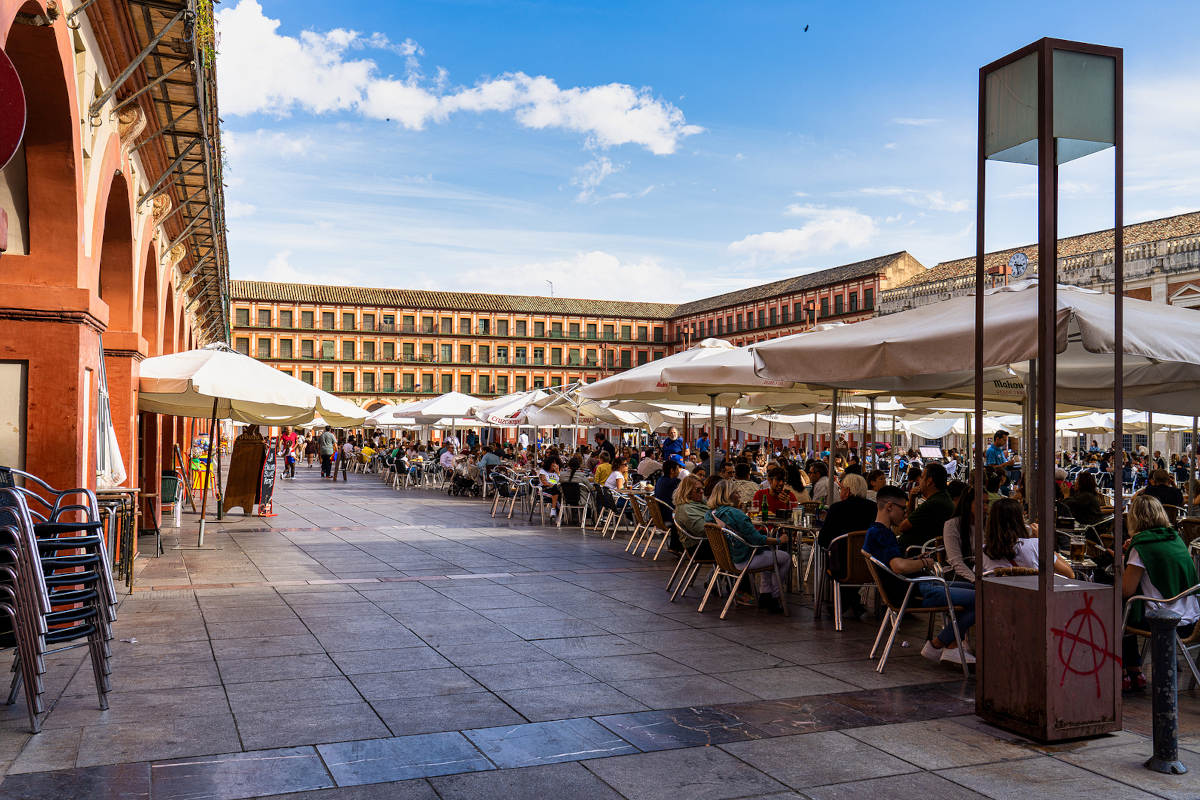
[{"x1": 0, "y1": 471, "x2": 1195, "y2": 799}]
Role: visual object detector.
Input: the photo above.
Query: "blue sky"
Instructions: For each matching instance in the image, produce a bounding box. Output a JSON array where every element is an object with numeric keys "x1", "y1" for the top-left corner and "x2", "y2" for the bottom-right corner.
[{"x1": 216, "y1": 0, "x2": 1200, "y2": 301}]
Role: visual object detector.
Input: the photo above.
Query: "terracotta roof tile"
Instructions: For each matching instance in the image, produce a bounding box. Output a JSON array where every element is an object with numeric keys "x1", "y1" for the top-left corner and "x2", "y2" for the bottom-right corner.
[
  {"x1": 897, "y1": 211, "x2": 1200, "y2": 289},
  {"x1": 230, "y1": 281, "x2": 680, "y2": 319},
  {"x1": 672, "y1": 252, "x2": 912, "y2": 316}
]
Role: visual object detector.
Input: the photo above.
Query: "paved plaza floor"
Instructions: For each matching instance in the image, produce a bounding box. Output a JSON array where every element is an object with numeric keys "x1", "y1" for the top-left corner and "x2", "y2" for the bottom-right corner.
[{"x1": 0, "y1": 466, "x2": 1196, "y2": 799}]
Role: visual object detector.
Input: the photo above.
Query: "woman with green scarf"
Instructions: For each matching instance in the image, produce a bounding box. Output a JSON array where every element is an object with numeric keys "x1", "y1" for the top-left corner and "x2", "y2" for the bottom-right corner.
[{"x1": 1122, "y1": 495, "x2": 1199, "y2": 692}]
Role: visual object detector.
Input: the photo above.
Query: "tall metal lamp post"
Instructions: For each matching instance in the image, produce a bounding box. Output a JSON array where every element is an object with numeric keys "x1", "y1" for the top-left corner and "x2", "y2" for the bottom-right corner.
[{"x1": 973, "y1": 38, "x2": 1123, "y2": 741}]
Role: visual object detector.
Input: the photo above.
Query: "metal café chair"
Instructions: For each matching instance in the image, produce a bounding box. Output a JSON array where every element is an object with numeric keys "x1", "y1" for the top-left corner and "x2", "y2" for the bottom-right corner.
[
  {"x1": 668, "y1": 522, "x2": 716, "y2": 602},
  {"x1": 816, "y1": 529, "x2": 872, "y2": 631},
  {"x1": 698, "y1": 523, "x2": 789, "y2": 619},
  {"x1": 557, "y1": 481, "x2": 592, "y2": 529},
  {"x1": 1122, "y1": 583, "x2": 1200, "y2": 690},
  {"x1": 862, "y1": 551, "x2": 969, "y2": 678}
]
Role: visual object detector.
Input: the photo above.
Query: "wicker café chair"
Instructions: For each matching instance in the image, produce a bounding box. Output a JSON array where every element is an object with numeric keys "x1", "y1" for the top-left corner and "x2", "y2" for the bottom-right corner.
[{"x1": 698, "y1": 523, "x2": 789, "y2": 620}]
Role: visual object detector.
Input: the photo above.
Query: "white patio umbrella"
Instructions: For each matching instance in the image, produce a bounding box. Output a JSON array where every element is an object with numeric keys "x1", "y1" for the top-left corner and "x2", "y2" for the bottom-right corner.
[
  {"x1": 138, "y1": 344, "x2": 368, "y2": 543},
  {"x1": 751, "y1": 281, "x2": 1200, "y2": 415}
]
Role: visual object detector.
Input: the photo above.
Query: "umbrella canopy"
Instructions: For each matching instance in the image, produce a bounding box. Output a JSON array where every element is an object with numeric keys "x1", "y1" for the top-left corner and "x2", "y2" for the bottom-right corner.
[
  {"x1": 471, "y1": 390, "x2": 550, "y2": 426},
  {"x1": 751, "y1": 281, "x2": 1200, "y2": 414},
  {"x1": 401, "y1": 391, "x2": 483, "y2": 424},
  {"x1": 139, "y1": 344, "x2": 368, "y2": 427}
]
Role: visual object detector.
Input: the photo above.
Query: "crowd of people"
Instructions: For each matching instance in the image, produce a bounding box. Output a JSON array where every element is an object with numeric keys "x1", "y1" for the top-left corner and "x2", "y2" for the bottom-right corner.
[{"x1": 272, "y1": 423, "x2": 1197, "y2": 687}]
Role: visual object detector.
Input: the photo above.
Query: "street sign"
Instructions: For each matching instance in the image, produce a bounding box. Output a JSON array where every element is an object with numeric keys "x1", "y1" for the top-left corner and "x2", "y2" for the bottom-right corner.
[{"x1": 0, "y1": 47, "x2": 26, "y2": 171}]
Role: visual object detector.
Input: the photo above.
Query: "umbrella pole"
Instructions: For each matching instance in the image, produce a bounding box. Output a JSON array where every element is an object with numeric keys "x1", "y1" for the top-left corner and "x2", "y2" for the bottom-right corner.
[
  {"x1": 197, "y1": 398, "x2": 217, "y2": 547},
  {"x1": 708, "y1": 394, "x2": 716, "y2": 477},
  {"x1": 870, "y1": 397, "x2": 877, "y2": 471},
  {"x1": 215, "y1": 418, "x2": 225, "y2": 521},
  {"x1": 725, "y1": 407, "x2": 732, "y2": 464},
  {"x1": 828, "y1": 389, "x2": 839, "y2": 502},
  {"x1": 1192, "y1": 416, "x2": 1198, "y2": 514}
]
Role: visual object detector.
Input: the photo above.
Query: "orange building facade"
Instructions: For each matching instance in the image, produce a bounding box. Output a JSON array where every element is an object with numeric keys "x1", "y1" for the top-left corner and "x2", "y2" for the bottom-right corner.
[
  {"x1": 0, "y1": 1, "x2": 228, "y2": 522},
  {"x1": 230, "y1": 252, "x2": 926, "y2": 410}
]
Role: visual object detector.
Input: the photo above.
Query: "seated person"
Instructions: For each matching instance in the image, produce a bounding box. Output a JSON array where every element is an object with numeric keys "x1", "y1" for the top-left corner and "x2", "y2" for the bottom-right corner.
[
  {"x1": 537, "y1": 457, "x2": 561, "y2": 518},
  {"x1": 865, "y1": 469, "x2": 887, "y2": 501},
  {"x1": 1139, "y1": 469, "x2": 1185, "y2": 511},
  {"x1": 1065, "y1": 470, "x2": 1106, "y2": 526},
  {"x1": 985, "y1": 468, "x2": 1005, "y2": 507},
  {"x1": 896, "y1": 462, "x2": 955, "y2": 553},
  {"x1": 1122, "y1": 494, "x2": 1199, "y2": 692},
  {"x1": 637, "y1": 452, "x2": 664, "y2": 480},
  {"x1": 705, "y1": 480, "x2": 790, "y2": 613},
  {"x1": 943, "y1": 485, "x2": 979, "y2": 583},
  {"x1": 728, "y1": 461, "x2": 760, "y2": 504},
  {"x1": 673, "y1": 475, "x2": 712, "y2": 541},
  {"x1": 750, "y1": 467, "x2": 800, "y2": 517},
  {"x1": 864, "y1": 486, "x2": 976, "y2": 665},
  {"x1": 807, "y1": 461, "x2": 834, "y2": 506},
  {"x1": 653, "y1": 458, "x2": 682, "y2": 542},
  {"x1": 592, "y1": 451, "x2": 614, "y2": 486},
  {"x1": 982, "y1": 498, "x2": 1074, "y2": 578},
  {"x1": 818, "y1": 473, "x2": 878, "y2": 620}
]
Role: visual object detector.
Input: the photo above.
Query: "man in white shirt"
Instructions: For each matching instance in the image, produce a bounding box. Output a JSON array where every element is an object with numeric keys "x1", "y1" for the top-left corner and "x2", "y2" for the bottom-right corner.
[
  {"x1": 518, "y1": 431, "x2": 530, "y2": 450},
  {"x1": 444, "y1": 432, "x2": 461, "y2": 450}
]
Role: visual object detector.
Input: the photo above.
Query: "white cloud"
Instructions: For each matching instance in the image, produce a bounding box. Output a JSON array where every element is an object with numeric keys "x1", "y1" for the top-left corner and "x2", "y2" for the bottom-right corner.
[
  {"x1": 224, "y1": 129, "x2": 317, "y2": 161},
  {"x1": 457, "y1": 251, "x2": 686, "y2": 301},
  {"x1": 883, "y1": 142, "x2": 897, "y2": 150},
  {"x1": 858, "y1": 186, "x2": 967, "y2": 213},
  {"x1": 225, "y1": 200, "x2": 257, "y2": 219},
  {"x1": 729, "y1": 205, "x2": 876, "y2": 262},
  {"x1": 571, "y1": 157, "x2": 620, "y2": 202},
  {"x1": 891, "y1": 117, "x2": 942, "y2": 127},
  {"x1": 216, "y1": 0, "x2": 702, "y2": 155},
  {"x1": 251, "y1": 250, "x2": 360, "y2": 285}
]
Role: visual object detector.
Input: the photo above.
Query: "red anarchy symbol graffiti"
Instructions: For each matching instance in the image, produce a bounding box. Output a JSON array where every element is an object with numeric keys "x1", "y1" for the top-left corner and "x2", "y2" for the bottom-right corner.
[{"x1": 1051, "y1": 594, "x2": 1122, "y2": 698}]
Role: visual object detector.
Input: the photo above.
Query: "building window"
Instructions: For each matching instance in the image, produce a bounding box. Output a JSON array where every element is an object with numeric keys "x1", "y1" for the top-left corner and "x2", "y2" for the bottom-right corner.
[
  {"x1": 757, "y1": 309, "x2": 765, "y2": 327},
  {"x1": 653, "y1": 326, "x2": 663, "y2": 342},
  {"x1": 439, "y1": 344, "x2": 452, "y2": 363},
  {"x1": 621, "y1": 325, "x2": 632, "y2": 340},
  {"x1": 342, "y1": 341, "x2": 355, "y2": 360},
  {"x1": 460, "y1": 374, "x2": 472, "y2": 393},
  {"x1": 587, "y1": 323, "x2": 597, "y2": 339},
  {"x1": 568, "y1": 348, "x2": 580, "y2": 366},
  {"x1": 534, "y1": 321, "x2": 545, "y2": 337},
  {"x1": 653, "y1": 350, "x2": 664, "y2": 360},
  {"x1": 383, "y1": 342, "x2": 394, "y2": 360},
  {"x1": 637, "y1": 351, "x2": 648, "y2": 366},
  {"x1": 533, "y1": 348, "x2": 544, "y2": 365},
  {"x1": 479, "y1": 374, "x2": 490, "y2": 393},
  {"x1": 550, "y1": 322, "x2": 563, "y2": 338},
  {"x1": 585, "y1": 348, "x2": 597, "y2": 365},
  {"x1": 736, "y1": 314, "x2": 744, "y2": 331},
  {"x1": 478, "y1": 345, "x2": 489, "y2": 363},
  {"x1": 533, "y1": 377, "x2": 544, "y2": 389},
  {"x1": 362, "y1": 341, "x2": 375, "y2": 360},
  {"x1": 402, "y1": 315, "x2": 415, "y2": 331},
  {"x1": 497, "y1": 375, "x2": 508, "y2": 393},
  {"x1": 422, "y1": 317, "x2": 435, "y2": 333},
  {"x1": 341, "y1": 313, "x2": 355, "y2": 330},
  {"x1": 279, "y1": 339, "x2": 293, "y2": 359},
  {"x1": 515, "y1": 375, "x2": 527, "y2": 391},
  {"x1": 717, "y1": 318, "x2": 724, "y2": 335},
  {"x1": 422, "y1": 343, "x2": 434, "y2": 361},
  {"x1": 849, "y1": 292, "x2": 858, "y2": 312},
  {"x1": 820, "y1": 298, "x2": 830, "y2": 318},
  {"x1": 235, "y1": 308, "x2": 250, "y2": 326},
  {"x1": 516, "y1": 320, "x2": 527, "y2": 336},
  {"x1": 769, "y1": 307, "x2": 777, "y2": 326},
  {"x1": 497, "y1": 346, "x2": 508, "y2": 364},
  {"x1": 301, "y1": 311, "x2": 314, "y2": 329},
  {"x1": 834, "y1": 295, "x2": 844, "y2": 315},
  {"x1": 383, "y1": 373, "x2": 395, "y2": 392},
  {"x1": 382, "y1": 315, "x2": 394, "y2": 330},
  {"x1": 402, "y1": 374, "x2": 414, "y2": 392},
  {"x1": 362, "y1": 373, "x2": 375, "y2": 392},
  {"x1": 441, "y1": 317, "x2": 453, "y2": 334},
  {"x1": 459, "y1": 344, "x2": 472, "y2": 363},
  {"x1": 620, "y1": 350, "x2": 632, "y2": 368},
  {"x1": 322, "y1": 341, "x2": 335, "y2": 359},
  {"x1": 321, "y1": 372, "x2": 334, "y2": 391},
  {"x1": 780, "y1": 305, "x2": 788, "y2": 324},
  {"x1": 362, "y1": 313, "x2": 374, "y2": 329},
  {"x1": 478, "y1": 318, "x2": 490, "y2": 335},
  {"x1": 551, "y1": 348, "x2": 562, "y2": 366},
  {"x1": 301, "y1": 370, "x2": 314, "y2": 385},
  {"x1": 421, "y1": 374, "x2": 433, "y2": 393},
  {"x1": 256, "y1": 309, "x2": 271, "y2": 327},
  {"x1": 402, "y1": 342, "x2": 414, "y2": 360},
  {"x1": 460, "y1": 318, "x2": 471, "y2": 335},
  {"x1": 342, "y1": 372, "x2": 354, "y2": 392},
  {"x1": 301, "y1": 339, "x2": 314, "y2": 358},
  {"x1": 280, "y1": 310, "x2": 293, "y2": 328},
  {"x1": 234, "y1": 337, "x2": 249, "y2": 355},
  {"x1": 637, "y1": 325, "x2": 648, "y2": 341},
  {"x1": 550, "y1": 376, "x2": 562, "y2": 387},
  {"x1": 497, "y1": 319, "x2": 509, "y2": 336},
  {"x1": 442, "y1": 374, "x2": 453, "y2": 393},
  {"x1": 603, "y1": 324, "x2": 615, "y2": 340},
  {"x1": 515, "y1": 347, "x2": 527, "y2": 364},
  {"x1": 864, "y1": 288, "x2": 874, "y2": 309},
  {"x1": 568, "y1": 322, "x2": 580, "y2": 338},
  {"x1": 322, "y1": 312, "x2": 335, "y2": 329}
]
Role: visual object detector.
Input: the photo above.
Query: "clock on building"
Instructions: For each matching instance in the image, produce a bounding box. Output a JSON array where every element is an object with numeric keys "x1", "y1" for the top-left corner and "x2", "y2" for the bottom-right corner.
[{"x1": 1008, "y1": 252, "x2": 1029, "y2": 278}]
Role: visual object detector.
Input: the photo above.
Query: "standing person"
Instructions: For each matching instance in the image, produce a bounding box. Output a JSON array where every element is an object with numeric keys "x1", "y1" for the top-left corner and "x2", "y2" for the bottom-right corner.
[
  {"x1": 280, "y1": 427, "x2": 299, "y2": 479},
  {"x1": 985, "y1": 430, "x2": 1015, "y2": 494},
  {"x1": 696, "y1": 430, "x2": 710, "y2": 460},
  {"x1": 318, "y1": 427, "x2": 337, "y2": 479},
  {"x1": 518, "y1": 430, "x2": 530, "y2": 451},
  {"x1": 304, "y1": 433, "x2": 318, "y2": 467},
  {"x1": 594, "y1": 432, "x2": 617, "y2": 461},
  {"x1": 661, "y1": 427, "x2": 685, "y2": 460}
]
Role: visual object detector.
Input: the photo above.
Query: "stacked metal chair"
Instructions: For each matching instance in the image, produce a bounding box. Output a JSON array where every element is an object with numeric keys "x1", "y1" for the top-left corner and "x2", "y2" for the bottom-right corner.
[{"x1": 0, "y1": 467, "x2": 117, "y2": 732}]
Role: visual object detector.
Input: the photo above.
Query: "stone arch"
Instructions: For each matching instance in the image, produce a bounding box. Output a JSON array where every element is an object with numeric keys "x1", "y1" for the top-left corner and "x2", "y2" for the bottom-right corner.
[
  {"x1": 365, "y1": 401, "x2": 387, "y2": 412},
  {"x1": 0, "y1": 0, "x2": 80, "y2": 283},
  {"x1": 139, "y1": 247, "x2": 161, "y2": 356},
  {"x1": 160, "y1": 283, "x2": 175, "y2": 355},
  {"x1": 96, "y1": 171, "x2": 136, "y2": 330}
]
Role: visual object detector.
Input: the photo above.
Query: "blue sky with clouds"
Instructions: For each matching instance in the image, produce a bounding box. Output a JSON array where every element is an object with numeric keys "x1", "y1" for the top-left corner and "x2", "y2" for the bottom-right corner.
[{"x1": 216, "y1": 0, "x2": 1200, "y2": 301}]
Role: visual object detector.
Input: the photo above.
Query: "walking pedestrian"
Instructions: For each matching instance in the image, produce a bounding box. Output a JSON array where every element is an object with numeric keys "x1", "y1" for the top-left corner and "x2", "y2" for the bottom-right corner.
[
  {"x1": 280, "y1": 427, "x2": 298, "y2": 479},
  {"x1": 305, "y1": 433, "x2": 317, "y2": 467},
  {"x1": 318, "y1": 427, "x2": 337, "y2": 478}
]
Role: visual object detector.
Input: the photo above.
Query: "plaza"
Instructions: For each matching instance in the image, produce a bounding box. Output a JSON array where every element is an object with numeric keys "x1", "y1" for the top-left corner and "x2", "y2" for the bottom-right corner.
[{"x1": 0, "y1": 471, "x2": 1194, "y2": 799}]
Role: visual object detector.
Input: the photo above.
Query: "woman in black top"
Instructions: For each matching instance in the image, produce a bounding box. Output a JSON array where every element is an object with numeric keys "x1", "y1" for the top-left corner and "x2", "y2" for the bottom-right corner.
[{"x1": 1065, "y1": 470, "x2": 1105, "y2": 526}]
